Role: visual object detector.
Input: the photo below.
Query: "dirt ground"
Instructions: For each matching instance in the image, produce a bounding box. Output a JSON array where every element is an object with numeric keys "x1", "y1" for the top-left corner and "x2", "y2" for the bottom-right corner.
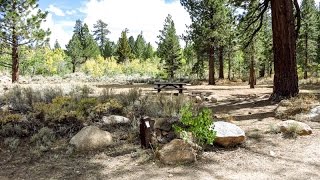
[{"x1": 1, "y1": 83, "x2": 320, "y2": 180}]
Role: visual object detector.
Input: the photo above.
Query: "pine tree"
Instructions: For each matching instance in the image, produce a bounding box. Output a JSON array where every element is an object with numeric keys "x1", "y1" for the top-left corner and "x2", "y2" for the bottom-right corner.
[
  {"x1": 128, "y1": 36, "x2": 135, "y2": 58},
  {"x1": 298, "y1": 0, "x2": 318, "y2": 79},
  {"x1": 0, "y1": 0, "x2": 50, "y2": 82},
  {"x1": 93, "y1": 20, "x2": 110, "y2": 59},
  {"x1": 103, "y1": 40, "x2": 115, "y2": 59},
  {"x1": 116, "y1": 29, "x2": 132, "y2": 63},
  {"x1": 143, "y1": 42, "x2": 154, "y2": 60},
  {"x1": 315, "y1": 2, "x2": 320, "y2": 64},
  {"x1": 233, "y1": 0, "x2": 300, "y2": 99},
  {"x1": 157, "y1": 14, "x2": 182, "y2": 80},
  {"x1": 181, "y1": 0, "x2": 231, "y2": 85},
  {"x1": 134, "y1": 32, "x2": 146, "y2": 59},
  {"x1": 66, "y1": 34, "x2": 83, "y2": 73},
  {"x1": 54, "y1": 39, "x2": 61, "y2": 50},
  {"x1": 81, "y1": 23, "x2": 100, "y2": 60}
]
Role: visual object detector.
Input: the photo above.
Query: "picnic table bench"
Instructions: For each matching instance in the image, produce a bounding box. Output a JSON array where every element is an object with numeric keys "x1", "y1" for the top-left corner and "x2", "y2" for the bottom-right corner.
[{"x1": 154, "y1": 82, "x2": 187, "y2": 94}]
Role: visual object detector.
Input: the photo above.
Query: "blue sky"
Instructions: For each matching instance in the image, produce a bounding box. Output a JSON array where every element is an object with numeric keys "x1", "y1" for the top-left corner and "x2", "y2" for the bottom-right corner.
[{"x1": 39, "y1": 0, "x2": 190, "y2": 48}]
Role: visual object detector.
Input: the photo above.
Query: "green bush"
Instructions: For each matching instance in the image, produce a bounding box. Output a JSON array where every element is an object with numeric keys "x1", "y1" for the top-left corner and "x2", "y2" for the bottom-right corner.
[
  {"x1": 174, "y1": 104, "x2": 216, "y2": 146},
  {"x1": 30, "y1": 127, "x2": 56, "y2": 152}
]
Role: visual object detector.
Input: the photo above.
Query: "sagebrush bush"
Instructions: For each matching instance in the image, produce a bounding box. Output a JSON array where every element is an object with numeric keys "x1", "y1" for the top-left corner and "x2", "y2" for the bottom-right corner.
[
  {"x1": 30, "y1": 127, "x2": 56, "y2": 152},
  {"x1": 69, "y1": 85, "x2": 92, "y2": 101},
  {"x1": 4, "y1": 137, "x2": 20, "y2": 151},
  {"x1": 4, "y1": 86, "x2": 36, "y2": 112},
  {"x1": 116, "y1": 88, "x2": 141, "y2": 107},
  {"x1": 98, "y1": 88, "x2": 115, "y2": 102},
  {"x1": 42, "y1": 87, "x2": 63, "y2": 103}
]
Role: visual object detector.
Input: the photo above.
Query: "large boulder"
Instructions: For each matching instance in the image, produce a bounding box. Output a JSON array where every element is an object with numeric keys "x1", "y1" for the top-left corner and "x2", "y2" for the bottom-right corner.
[
  {"x1": 102, "y1": 115, "x2": 131, "y2": 125},
  {"x1": 213, "y1": 121, "x2": 246, "y2": 147},
  {"x1": 156, "y1": 139, "x2": 197, "y2": 165},
  {"x1": 70, "y1": 126, "x2": 112, "y2": 151},
  {"x1": 276, "y1": 120, "x2": 312, "y2": 135}
]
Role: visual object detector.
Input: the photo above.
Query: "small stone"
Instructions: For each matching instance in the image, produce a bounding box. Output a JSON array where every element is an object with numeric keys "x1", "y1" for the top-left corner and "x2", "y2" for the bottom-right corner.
[
  {"x1": 270, "y1": 150, "x2": 276, "y2": 157},
  {"x1": 168, "y1": 174, "x2": 174, "y2": 177},
  {"x1": 102, "y1": 115, "x2": 131, "y2": 125}
]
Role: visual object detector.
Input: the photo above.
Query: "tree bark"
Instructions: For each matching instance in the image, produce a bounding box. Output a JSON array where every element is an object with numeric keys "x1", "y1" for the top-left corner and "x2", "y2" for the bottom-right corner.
[
  {"x1": 12, "y1": 27, "x2": 19, "y2": 83},
  {"x1": 208, "y1": 46, "x2": 215, "y2": 85},
  {"x1": 304, "y1": 33, "x2": 308, "y2": 79},
  {"x1": 72, "y1": 61, "x2": 76, "y2": 73},
  {"x1": 228, "y1": 50, "x2": 231, "y2": 80},
  {"x1": 270, "y1": 0, "x2": 299, "y2": 100},
  {"x1": 259, "y1": 63, "x2": 266, "y2": 78},
  {"x1": 249, "y1": 45, "x2": 256, "y2": 89},
  {"x1": 218, "y1": 46, "x2": 224, "y2": 79}
]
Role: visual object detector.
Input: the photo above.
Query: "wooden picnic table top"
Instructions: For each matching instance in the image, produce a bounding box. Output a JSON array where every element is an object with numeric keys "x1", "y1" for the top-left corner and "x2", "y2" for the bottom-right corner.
[{"x1": 154, "y1": 82, "x2": 187, "y2": 85}]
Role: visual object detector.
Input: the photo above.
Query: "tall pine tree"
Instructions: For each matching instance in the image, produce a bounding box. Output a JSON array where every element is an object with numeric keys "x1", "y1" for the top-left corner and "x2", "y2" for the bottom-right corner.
[
  {"x1": 93, "y1": 20, "x2": 110, "y2": 59},
  {"x1": 116, "y1": 29, "x2": 132, "y2": 63},
  {"x1": 157, "y1": 15, "x2": 182, "y2": 80},
  {"x1": 0, "y1": 0, "x2": 50, "y2": 82},
  {"x1": 181, "y1": 0, "x2": 230, "y2": 85},
  {"x1": 134, "y1": 32, "x2": 146, "y2": 59},
  {"x1": 298, "y1": 0, "x2": 318, "y2": 79}
]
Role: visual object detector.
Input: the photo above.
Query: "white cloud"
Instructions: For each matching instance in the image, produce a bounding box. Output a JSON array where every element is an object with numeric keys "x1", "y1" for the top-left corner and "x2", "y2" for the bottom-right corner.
[
  {"x1": 41, "y1": 13, "x2": 73, "y2": 48},
  {"x1": 81, "y1": 0, "x2": 191, "y2": 47},
  {"x1": 47, "y1": 5, "x2": 65, "y2": 17},
  {"x1": 66, "y1": 10, "x2": 77, "y2": 15}
]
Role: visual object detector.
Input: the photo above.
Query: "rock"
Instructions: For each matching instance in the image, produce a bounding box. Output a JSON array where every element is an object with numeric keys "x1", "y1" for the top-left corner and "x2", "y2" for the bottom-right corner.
[
  {"x1": 70, "y1": 126, "x2": 112, "y2": 151},
  {"x1": 307, "y1": 106, "x2": 320, "y2": 122},
  {"x1": 156, "y1": 139, "x2": 196, "y2": 165},
  {"x1": 102, "y1": 115, "x2": 131, "y2": 125},
  {"x1": 195, "y1": 96, "x2": 202, "y2": 103},
  {"x1": 213, "y1": 121, "x2": 246, "y2": 147},
  {"x1": 276, "y1": 120, "x2": 312, "y2": 136},
  {"x1": 205, "y1": 95, "x2": 218, "y2": 103}
]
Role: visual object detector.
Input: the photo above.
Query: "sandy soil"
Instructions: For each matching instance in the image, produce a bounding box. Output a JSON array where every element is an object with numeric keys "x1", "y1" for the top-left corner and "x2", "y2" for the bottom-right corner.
[{"x1": 1, "y1": 83, "x2": 320, "y2": 180}]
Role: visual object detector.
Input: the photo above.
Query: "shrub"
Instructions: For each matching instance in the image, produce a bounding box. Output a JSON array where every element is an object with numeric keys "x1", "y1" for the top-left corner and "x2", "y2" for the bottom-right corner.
[
  {"x1": 69, "y1": 85, "x2": 92, "y2": 101},
  {"x1": 116, "y1": 88, "x2": 141, "y2": 107},
  {"x1": 282, "y1": 124, "x2": 299, "y2": 139},
  {"x1": 30, "y1": 127, "x2": 56, "y2": 152},
  {"x1": 42, "y1": 87, "x2": 63, "y2": 103},
  {"x1": 4, "y1": 86, "x2": 37, "y2": 112},
  {"x1": 174, "y1": 104, "x2": 216, "y2": 146},
  {"x1": 98, "y1": 88, "x2": 115, "y2": 102},
  {"x1": 0, "y1": 112, "x2": 23, "y2": 124},
  {"x1": 4, "y1": 137, "x2": 20, "y2": 151}
]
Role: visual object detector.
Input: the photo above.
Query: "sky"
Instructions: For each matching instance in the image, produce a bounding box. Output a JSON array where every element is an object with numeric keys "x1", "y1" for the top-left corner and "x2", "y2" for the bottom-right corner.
[
  {"x1": 39, "y1": 0, "x2": 320, "y2": 49},
  {"x1": 39, "y1": 0, "x2": 191, "y2": 49}
]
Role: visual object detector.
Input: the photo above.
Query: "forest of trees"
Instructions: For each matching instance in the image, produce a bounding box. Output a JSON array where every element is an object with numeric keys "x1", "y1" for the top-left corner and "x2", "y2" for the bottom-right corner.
[{"x1": 1, "y1": 0, "x2": 320, "y2": 100}]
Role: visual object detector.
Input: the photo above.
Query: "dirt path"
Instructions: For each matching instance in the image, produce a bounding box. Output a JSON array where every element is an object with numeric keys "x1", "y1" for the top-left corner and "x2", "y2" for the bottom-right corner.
[{"x1": 1, "y1": 84, "x2": 320, "y2": 180}]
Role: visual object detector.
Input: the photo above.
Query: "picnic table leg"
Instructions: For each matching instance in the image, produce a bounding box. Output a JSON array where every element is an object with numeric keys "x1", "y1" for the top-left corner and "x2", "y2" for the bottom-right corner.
[
  {"x1": 157, "y1": 85, "x2": 161, "y2": 93},
  {"x1": 179, "y1": 85, "x2": 183, "y2": 94}
]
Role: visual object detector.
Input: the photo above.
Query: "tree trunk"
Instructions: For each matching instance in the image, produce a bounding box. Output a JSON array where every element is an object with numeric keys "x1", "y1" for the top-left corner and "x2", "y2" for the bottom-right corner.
[
  {"x1": 259, "y1": 63, "x2": 265, "y2": 78},
  {"x1": 228, "y1": 50, "x2": 231, "y2": 80},
  {"x1": 304, "y1": 33, "x2": 308, "y2": 79},
  {"x1": 270, "y1": 0, "x2": 299, "y2": 100},
  {"x1": 72, "y1": 61, "x2": 76, "y2": 73},
  {"x1": 219, "y1": 46, "x2": 224, "y2": 79},
  {"x1": 249, "y1": 45, "x2": 256, "y2": 89},
  {"x1": 12, "y1": 28, "x2": 19, "y2": 83},
  {"x1": 208, "y1": 46, "x2": 215, "y2": 85}
]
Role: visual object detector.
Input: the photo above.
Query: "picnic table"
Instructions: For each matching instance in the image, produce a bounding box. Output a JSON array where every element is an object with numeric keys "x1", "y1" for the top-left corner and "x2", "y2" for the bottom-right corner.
[{"x1": 154, "y1": 82, "x2": 187, "y2": 94}]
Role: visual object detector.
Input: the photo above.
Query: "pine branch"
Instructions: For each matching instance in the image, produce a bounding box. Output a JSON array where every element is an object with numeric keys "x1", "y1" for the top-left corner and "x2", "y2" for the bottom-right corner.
[
  {"x1": 0, "y1": 61, "x2": 12, "y2": 68},
  {"x1": 243, "y1": 0, "x2": 270, "y2": 49}
]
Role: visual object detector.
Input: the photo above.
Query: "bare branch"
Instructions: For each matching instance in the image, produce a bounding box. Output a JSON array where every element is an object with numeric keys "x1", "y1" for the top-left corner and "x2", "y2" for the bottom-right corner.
[{"x1": 243, "y1": 0, "x2": 270, "y2": 49}]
